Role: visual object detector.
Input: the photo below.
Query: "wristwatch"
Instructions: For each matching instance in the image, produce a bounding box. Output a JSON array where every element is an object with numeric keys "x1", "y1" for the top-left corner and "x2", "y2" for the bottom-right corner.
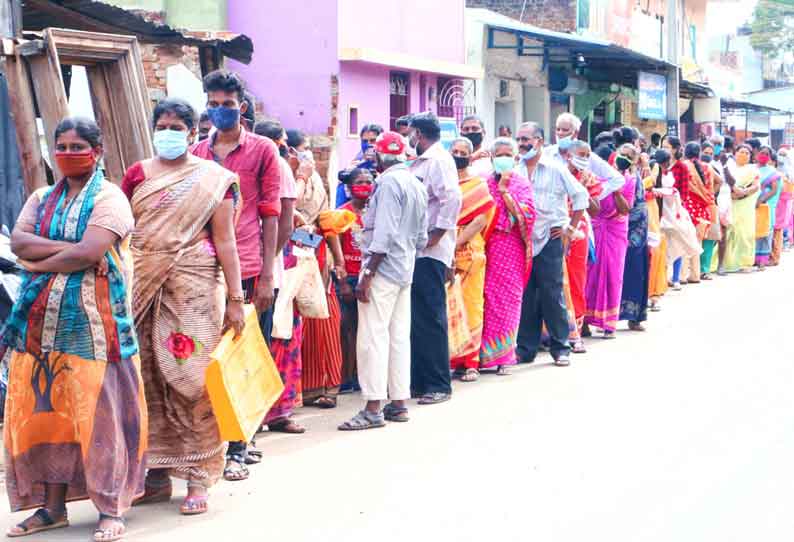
[
  {"x1": 228, "y1": 293, "x2": 245, "y2": 303},
  {"x1": 362, "y1": 268, "x2": 373, "y2": 277}
]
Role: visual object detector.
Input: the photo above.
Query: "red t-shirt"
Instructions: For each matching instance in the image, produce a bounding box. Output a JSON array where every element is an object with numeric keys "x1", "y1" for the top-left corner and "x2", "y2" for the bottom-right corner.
[
  {"x1": 339, "y1": 201, "x2": 363, "y2": 276},
  {"x1": 192, "y1": 129, "x2": 281, "y2": 279}
]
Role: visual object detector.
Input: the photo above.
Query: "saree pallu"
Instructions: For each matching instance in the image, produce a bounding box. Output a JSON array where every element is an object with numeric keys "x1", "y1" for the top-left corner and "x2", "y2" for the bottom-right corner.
[
  {"x1": 3, "y1": 173, "x2": 146, "y2": 516},
  {"x1": 755, "y1": 167, "x2": 782, "y2": 265},
  {"x1": 131, "y1": 159, "x2": 239, "y2": 487},
  {"x1": 724, "y1": 166, "x2": 760, "y2": 272},
  {"x1": 480, "y1": 174, "x2": 534, "y2": 368},
  {"x1": 585, "y1": 176, "x2": 634, "y2": 332},
  {"x1": 451, "y1": 176, "x2": 495, "y2": 370},
  {"x1": 620, "y1": 177, "x2": 649, "y2": 323},
  {"x1": 646, "y1": 186, "x2": 668, "y2": 298},
  {"x1": 301, "y1": 287, "x2": 343, "y2": 402}
]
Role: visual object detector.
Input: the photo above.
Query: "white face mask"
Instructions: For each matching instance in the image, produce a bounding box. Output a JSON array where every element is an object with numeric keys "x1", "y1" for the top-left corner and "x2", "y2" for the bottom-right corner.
[
  {"x1": 571, "y1": 155, "x2": 589, "y2": 172},
  {"x1": 297, "y1": 149, "x2": 314, "y2": 163}
]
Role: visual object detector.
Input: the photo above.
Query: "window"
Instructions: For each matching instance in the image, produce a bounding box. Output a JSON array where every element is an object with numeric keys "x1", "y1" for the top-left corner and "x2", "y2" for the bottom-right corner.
[
  {"x1": 347, "y1": 105, "x2": 359, "y2": 138},
  {"x1": 389, "y1": 71, "x2": 410, "y2": 130}
]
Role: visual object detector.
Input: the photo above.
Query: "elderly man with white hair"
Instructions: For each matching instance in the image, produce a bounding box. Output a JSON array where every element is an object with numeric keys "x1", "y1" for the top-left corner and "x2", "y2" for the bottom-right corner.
[{"x1": 544, "y1": 112, "x2": 625, "y2": 199}]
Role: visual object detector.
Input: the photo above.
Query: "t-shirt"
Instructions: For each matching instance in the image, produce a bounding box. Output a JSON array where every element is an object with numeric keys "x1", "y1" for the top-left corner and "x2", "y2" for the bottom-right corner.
[
  {"x1": 273, "y1": 157, "x2": 297, "y2": 289},
  {"x1": 338, "y1": 201, "x2": 363, "y2": 275}
]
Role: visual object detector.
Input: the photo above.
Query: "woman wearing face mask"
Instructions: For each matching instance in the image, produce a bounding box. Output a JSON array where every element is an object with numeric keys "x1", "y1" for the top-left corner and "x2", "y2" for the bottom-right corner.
[
  {"x1": 584, "y1": 145, "x2": 635, "y2": 339},
  {"x1": 120, "y1": 98, "x2": 244, "y2": 516},
  {"x1": 566, "y1": 141, "x2": 601, "y2": 352},
  {"x1": 698, "y1": 142, "x2": 724, "y2": 278},
  {"x1": 644, "y1": 155, "x2": 668, "y2": 311},
  {"x1": 449, "y1": 138, "x2": 495, "y2": 382},
  {"x1": 4, "y1": 117, "x2": 145, "y2": 541},
  {"x1": 679, "y1": 142, "x2": 715, "y2": 283},
  {"x1": 479, "y1": 138, "x2": 535, "y2": 373},
  {"x1": 335, "y1": 168, "x2": 373, "y2": 393},
  {"x1": 723, "y1": 144, "x2": 761, "y2": 273},
  {"x1": 772, "y1": 150, "x2": 794, "y2": 263},
  {"x1": 753, "y1": 146, "x2": 782, "y2": 270}
]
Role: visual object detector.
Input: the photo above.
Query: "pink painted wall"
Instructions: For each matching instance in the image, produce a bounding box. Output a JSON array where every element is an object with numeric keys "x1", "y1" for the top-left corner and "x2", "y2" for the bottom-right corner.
[
  {"x1": 337, "y1": 0, "x2": 465, "y2": 64},
  {"x1": 226, "y1": 0, "x2": 339, "y2": 134}
]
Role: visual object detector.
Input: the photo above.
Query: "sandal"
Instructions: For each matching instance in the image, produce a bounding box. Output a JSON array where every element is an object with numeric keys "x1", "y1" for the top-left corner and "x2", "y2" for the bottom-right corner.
[
  {"x1": 628, "y1": 322, "x2": 646, "y2": 332},
  {"x1": 308, "y1": 396, "x2": 337, "y2": 409},
  {"x1": 418, "y1": 392, "x2": 451, "y2": 405},
  {"x1": 460, "y1": 368, "x2": 480, "y2": 382},
  {"x1": 338, "y1": 410, "x2": 386, "y2": 431},
  {"x1": 383, "y1": 403, "x2": 409, "y2": 422},
  {"x1": 496, "y1": 365, "x2": 511, "y2": 376},
  {"x1": 268, "y1": 418, "x2": 306, "y2": 434},
  {"x1": 571, "y1": 340, "x2": 587, "y2": 354},
  {"x1": 7, "y1": 508, "x2": 69, "y2": 538},
  {"x1": 180, "y1": 485, "x2": 208, "y2": 516},
  {"x1": 132, "y1": 475, "x2": 172, "y2": 506},
  {"x1": 245, "y1": 448, "x2": 263, "y2": 465},
  {"x1": 93, "y1": 514, "x2": 125, "y2": 542},
  {"x1": 223, "y1": 457, "x2": 249, "y2": 482}
]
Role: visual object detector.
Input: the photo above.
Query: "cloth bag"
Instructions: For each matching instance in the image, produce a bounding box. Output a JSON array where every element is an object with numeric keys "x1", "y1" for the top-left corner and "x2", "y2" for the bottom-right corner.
[
  {"x1": 295, "y1": 256, "x2": 329, "y2": 319},
  {"x1": 206, "y1": 304, "x2": 285, "y2": 443},
  {"x1": 272, "y1": 252, "x2": 329, "y2": 339},
  {"x1": 446, "y1": 275, "x2": 471, "y2": 358},
  {"x1": 756, "y1": 203, "x2": 771, "y2": 239}
]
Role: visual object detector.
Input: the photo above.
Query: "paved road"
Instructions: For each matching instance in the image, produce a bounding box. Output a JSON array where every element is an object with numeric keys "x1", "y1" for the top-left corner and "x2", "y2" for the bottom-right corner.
[{"x1": 2, "y1": 260, "x2": 794, "y2": 541}]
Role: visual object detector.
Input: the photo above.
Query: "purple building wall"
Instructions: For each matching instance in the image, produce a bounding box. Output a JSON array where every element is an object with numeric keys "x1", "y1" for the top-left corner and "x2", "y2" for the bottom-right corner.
[{"x1": 227, "y1": 0, "x2": 339, "y2": 134}]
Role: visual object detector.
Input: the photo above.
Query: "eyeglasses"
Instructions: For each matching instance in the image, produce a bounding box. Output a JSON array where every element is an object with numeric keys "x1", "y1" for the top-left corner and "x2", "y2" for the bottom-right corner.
[{"x1": 516, "y1": 136, "x2": 538, "y2": 143}]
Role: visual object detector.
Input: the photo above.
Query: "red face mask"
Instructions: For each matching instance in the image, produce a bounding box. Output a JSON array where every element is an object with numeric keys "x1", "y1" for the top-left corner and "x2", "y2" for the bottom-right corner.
[
  {"x1": 55, "y1": 151, "x2": 97, "y2": 178},
  {"x1": 757, "y1": 154, "x2": 770, "y2": 166},
  {"x1": 351, "y1": 184, "x2": 373, "y2": 199}
]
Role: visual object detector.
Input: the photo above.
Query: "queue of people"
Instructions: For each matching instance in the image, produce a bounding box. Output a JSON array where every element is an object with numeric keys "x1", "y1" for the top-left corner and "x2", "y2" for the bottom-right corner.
[{"x1": 2, "y1": 67, "x2": 793, "y2": 541}]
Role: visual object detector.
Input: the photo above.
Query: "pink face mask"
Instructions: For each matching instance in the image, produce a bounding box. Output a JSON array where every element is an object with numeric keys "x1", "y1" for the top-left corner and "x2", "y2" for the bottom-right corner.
[{"x1": 757, "y1": 155, "x2": 770, "y2": 166}]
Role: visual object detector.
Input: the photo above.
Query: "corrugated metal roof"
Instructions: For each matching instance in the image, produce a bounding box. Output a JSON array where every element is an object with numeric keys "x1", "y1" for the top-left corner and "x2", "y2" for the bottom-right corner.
[{"x1": 22, "y1": 0, "x2": 253, "y2": 64}]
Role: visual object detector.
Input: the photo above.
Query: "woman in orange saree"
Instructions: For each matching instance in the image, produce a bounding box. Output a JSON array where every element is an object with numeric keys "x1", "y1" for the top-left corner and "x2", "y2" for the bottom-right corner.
[
  {"x1": 449, "y1": 138, "x2": 495, "y2": 382},
  {"x1": 122, "y1": 98, "x2": 244, "y2": 517}
]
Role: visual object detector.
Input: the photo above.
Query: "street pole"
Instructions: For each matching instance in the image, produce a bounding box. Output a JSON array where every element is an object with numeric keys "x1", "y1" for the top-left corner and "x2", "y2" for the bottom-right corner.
[{"x1": 665, "y1": 0, "x2": 680, "y2": 137}]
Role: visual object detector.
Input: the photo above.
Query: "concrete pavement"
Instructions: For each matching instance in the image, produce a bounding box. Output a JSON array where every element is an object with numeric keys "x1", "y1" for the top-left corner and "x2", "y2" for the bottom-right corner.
[{"x1": 2, "y1": 258, "x2": 794, "y2": 541}]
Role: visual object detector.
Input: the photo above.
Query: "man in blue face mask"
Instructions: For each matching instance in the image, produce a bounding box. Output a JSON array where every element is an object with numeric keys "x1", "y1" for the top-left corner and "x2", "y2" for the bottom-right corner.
[{"x1": 514, "y1": 122, "x2": 588, "y2": 367}]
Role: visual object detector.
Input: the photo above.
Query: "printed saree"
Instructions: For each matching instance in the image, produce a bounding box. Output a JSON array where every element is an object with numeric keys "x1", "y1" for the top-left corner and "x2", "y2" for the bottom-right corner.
[
  {"x1": 619, "y1": 174, "x2": 649, "y2": 323},
  {"x1": 129, "y1": 157, "x2": 239, "y2": 487},
  {"x1": 2, "y1": 170, "x2": 146, "y2": 517},
  {"x1": 450, "y1": 176, "x2": 495, "y2": 370}
]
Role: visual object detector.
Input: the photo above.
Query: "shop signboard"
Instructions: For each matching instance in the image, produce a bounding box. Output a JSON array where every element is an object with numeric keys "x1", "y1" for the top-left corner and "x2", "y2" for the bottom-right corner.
[{"x1": 638, "y1": 71, "x2": 667, "y2": 120}]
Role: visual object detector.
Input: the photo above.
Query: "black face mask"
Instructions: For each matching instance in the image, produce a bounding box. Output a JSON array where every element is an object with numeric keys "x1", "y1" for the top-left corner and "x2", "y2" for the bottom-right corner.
[
  {"x1": 701, "y1": 154, "x2": 713, "y2": 163},
  {"x1": 463, "y1": 132, "x2": 483, "y2": 148},
  {"x1": 453, "y1": 155, "x2": 470, "y2": 170}
]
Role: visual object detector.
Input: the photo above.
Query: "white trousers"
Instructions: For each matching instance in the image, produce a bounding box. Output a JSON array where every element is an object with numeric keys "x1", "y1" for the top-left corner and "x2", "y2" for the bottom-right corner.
[{"x1": 356, "y1": 274, "x2": 412, "y2": 402}]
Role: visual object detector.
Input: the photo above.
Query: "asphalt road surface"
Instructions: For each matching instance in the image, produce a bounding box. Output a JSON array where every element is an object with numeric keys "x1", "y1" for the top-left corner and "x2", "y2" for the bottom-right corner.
[{"x1": 2, "y1": 260, "x2": 793, "y2": 541}]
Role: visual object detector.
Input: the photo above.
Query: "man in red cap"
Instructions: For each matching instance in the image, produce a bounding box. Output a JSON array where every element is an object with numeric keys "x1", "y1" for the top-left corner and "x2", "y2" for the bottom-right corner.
[{"x1": 339, "y1": 131, "x2": 429, "y2": 430}]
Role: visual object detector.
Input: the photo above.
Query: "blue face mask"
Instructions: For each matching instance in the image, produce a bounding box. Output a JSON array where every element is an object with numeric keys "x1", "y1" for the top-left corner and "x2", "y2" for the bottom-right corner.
[
  {"x1": 518, "y1": 147, "x2": 539, "y2": 163},
  {"x1": 207, "y1": 106, "x2": 240, "y2": 131},
  {"x1": 558, "y1": 135, "x2": 575, "y2": 151},
  {"x1": 493, "y1": 156, "x2": 515, "y2": 174},
  {"x1": 713, "y1": 144, "x2": 723, "y2": 156},
  {"x1": 361, "y1": 140, "x2": 371, "y2": 154},
  {"x1": 153, "y1": 129, "x2": 189, "y2": 160}
]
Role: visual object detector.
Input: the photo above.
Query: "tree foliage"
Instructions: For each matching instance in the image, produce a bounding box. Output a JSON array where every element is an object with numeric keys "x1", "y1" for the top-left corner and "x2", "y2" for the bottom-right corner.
[{"x1": 751, "y1": 0, "x2": 794, "y2": 54}]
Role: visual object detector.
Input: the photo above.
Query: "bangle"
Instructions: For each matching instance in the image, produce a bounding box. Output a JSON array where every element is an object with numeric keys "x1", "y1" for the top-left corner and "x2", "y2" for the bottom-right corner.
[{"x1": 228, "y1": 294, "x2": 245, "y2": 303}]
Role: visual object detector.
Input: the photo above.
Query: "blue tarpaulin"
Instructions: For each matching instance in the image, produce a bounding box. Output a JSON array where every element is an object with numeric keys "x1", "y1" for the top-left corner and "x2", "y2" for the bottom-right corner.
[{"x1": 0, "y1": 71, "x2": 24, "y2": 231}]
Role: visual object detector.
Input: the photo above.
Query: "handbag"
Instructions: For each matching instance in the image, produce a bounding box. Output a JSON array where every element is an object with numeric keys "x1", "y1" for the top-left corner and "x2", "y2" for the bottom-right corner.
[
  {"x1": 755, "y1": 203, "x2": 771, "y2": 239},
  {"x1": 446, "y1": 275, "x2": 472, "y2": 358},
  {"x1": 206, "y1": 304, "x2": 285, "y2": 443},
  {"x1": 295, "y1": 256, "x2": 330, "y2": 319}
]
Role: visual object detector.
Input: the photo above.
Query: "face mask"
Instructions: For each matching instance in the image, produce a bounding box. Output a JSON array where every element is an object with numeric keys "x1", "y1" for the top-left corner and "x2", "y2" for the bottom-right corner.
[
  {"x1": 700, "y1": 154, "x2": 713, "y2": 163},
  {"x1": 493, "y1": 156, "x2": 514, "y2": 174},
  {"x1": 757, "y1": 155, "x2": 771, "y2": 166},
  {"x1": 558, "y1": 135, "x2": 574, "y2": 151},
  {"x1": 55, "y1": 151, "x2": 97, "y2": 178},
  {"x1": 153, "y1": 129, "x2": 188, "y2": 160},
  {"x1": 615, "y1": 155, "x2": 632, "y2": 171},
  {"x1": 463, "y1": 132, "x2": 483, "y2": 148},
  {"x1": 713, "y1": 144, "x2": 722, "y2": 156},
  {"x1": 571, "y1": 155, "x2": 589, "y2": 171},
  {"x1": 360, "y1": 140, "x2": 371, "y2": 154},
  {"x1": 453, "y1": 155, "x2": 470, "y2": 170},
  {"x1": 518, "y1": 145, "x2": 538, "y2": 162},
  {"x1": 298, "y1": 149, "x2": 314, "y2": 163},
  {"x1": 350, "y1": 184, "x2": 373, "y2": 199},
  {"x1": 207, "y1": 106, "x2": 240, "y2": 131}
]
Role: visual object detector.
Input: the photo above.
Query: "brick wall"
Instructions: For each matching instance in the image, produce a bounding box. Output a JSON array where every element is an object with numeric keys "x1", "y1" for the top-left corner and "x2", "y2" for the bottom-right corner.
[
  {"x1": 141, "y1": 42, "x2": 202, "y2": 99},
  {"x1": 466, "y1": 0, "x2": 577, "y2": 33}
]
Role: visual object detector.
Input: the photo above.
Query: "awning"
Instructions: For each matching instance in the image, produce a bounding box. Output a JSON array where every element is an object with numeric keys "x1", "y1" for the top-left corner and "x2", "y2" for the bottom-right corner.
[
  {"x1": 339, "y1": 47, "x2": 483, "y2": 80},
  {"x1": 468, "y1": 8, "x2": 674, "y2": 89},
  {"x1": 21, "y1": 0, "x2": 253, "y2": 64},
  {"x1": 721, "y1": 99, "x2": 781, "y2": 114},
  {"x1": 680, "y1": 79, "x2": 715, "y2": 99}
]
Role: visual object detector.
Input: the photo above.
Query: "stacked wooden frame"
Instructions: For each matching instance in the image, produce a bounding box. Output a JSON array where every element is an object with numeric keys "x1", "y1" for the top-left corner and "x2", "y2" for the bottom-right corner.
[{"x1": 0, "y1": 28, "x2": 153, "y2": 195}]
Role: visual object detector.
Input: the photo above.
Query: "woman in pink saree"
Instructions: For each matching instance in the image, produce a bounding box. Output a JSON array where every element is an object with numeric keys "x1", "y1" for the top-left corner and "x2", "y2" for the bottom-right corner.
[
  {"x1": 584, "y1": 147, "x2": 636, "y2": 338},
  {"x1": 479, "y1": 138, "x2": 535, "y2": 372}
]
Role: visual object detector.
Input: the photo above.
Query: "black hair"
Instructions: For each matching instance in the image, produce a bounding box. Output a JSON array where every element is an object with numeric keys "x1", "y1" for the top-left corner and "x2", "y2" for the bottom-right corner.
[
  {"x1": 653, "y1": 149, "x2": 672, "y2": 215},
  {"x1": 54, "y1": 116, "x2": 102, "y2": 147},
  {"x1": 594, "y1": 131, "x2": 614, "y2": 149},
  {"x1": 594, "y1": 144, "x2": 613, "y2": 162},
  {"x1": 746, "y1": 137, "x2": 761, "y2": 150},
  {"x1": 724, "y1": 135, "x2": 735, "y2": 151},
  {"x1": 241, "y1": 92, "x2": 256, "y2": 126},
  {"x1": 359, "y1": 123, "x2": 384, "y2": 138},
  {"x1": 338, "y1": 167, "x2": 372, "y2": 186},
  {"x1": 684, "y1": 141, "x2": 701, "y2": 160},
  {"x1": 735, "y1": 143, "x2": 752, "y2": 156},
  {"x1": 199, "y1": 110, "x2": 209, "y2": 123},
  {"x1": 410, "y1": 112, "x2": 441, "y2": 141},
  {"x1": 663, "y1": 135, "x2": 683, "y2": 160},
  {"x1": 203, "y1": 69, "x2": 246, "y2": 101},
  {"x1": 700, "y1": 141, "x2": 713, "y2": 151},
  {"x1": 253, "y1": 119, "x2": 284, "y2": 142},
  {"x1": 286, "y1": 129, "x2": 306, "y2": 149},
  {"x1": 395, "y1": 116, "x2": 412, "y2": 129},
  {"x1": 152, "y1": 97, "x2": 197, "y2": 130},
  {"x1": 759, "y1": 144, "x2": 774, "y2": 155},
  {"x1": 613, "y1": 126, "x2": 637, "y2": 146},
  {"x1": 651, "y1": 132, "x2": 662, "y2": 145}
]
